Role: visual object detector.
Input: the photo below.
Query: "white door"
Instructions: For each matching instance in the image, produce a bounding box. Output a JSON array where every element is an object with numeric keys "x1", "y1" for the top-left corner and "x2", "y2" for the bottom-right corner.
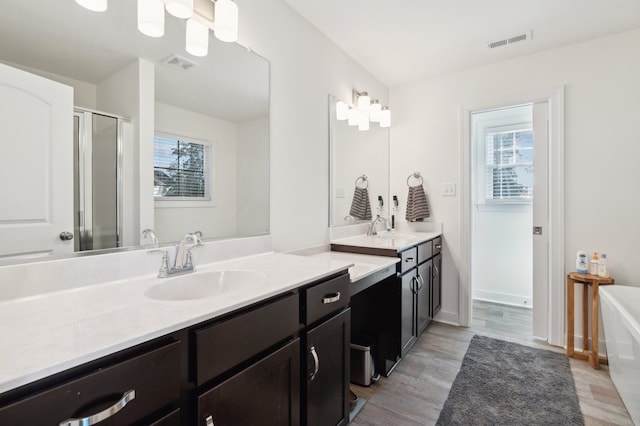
[
  {"x1": 532, "y1": 101, "x2": 549, "y2": 338},
  {"x1": 0, "y1": 63, "x2": 74, "y2": 258}
]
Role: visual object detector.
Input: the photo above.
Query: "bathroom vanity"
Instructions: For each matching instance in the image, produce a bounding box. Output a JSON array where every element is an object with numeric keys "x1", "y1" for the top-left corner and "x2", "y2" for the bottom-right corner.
[
  {"x1": 331, "y1": 231, "x2": 442, "y2": 375},
  {"x1": 0, "y1": 252, "x2": 352, "y2": 425}
]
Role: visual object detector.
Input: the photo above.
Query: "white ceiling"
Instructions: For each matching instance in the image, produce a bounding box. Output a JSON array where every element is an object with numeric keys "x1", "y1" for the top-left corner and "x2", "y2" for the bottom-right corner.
[{"x1": 285, "y1": 0, "x2": 640, "y2": 88}]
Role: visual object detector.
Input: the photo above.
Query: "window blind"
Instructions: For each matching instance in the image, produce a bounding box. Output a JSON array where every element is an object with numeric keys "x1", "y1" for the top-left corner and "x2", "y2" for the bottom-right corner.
[
  {"x1": 485, "y1": 129, "x2": 533, "y2": 202},
  {"x1": 153, "y1": 136, "x2": 209, "y2": 199}
]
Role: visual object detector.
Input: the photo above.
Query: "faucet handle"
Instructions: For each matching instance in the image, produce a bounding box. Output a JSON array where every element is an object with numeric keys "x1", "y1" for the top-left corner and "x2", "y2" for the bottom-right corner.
[{"x1": 148, "y1": 249, "x2": 171, "y2": 277}]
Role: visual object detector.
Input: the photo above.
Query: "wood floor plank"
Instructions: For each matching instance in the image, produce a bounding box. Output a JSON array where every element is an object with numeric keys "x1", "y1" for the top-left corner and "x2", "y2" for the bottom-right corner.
[{"x1": 350, "y1": 300, "x2": 633, "y2": 425}]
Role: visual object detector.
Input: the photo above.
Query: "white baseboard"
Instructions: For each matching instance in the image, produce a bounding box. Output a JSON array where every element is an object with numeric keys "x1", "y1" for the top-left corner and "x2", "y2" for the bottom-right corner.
[
  {"x1": 473, "y1": 290, "x2": 533, "y2": 308},
  {"x1": 434, "y1": 310, "x2": 460, "y2": 326}
]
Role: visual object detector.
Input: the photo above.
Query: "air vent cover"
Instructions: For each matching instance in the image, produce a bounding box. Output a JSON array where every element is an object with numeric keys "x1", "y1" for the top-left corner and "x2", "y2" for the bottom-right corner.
[
  {"x1": 161, "y1": 54, "x2": 198, "y2": 71},
  {"x1": 487, "y1": 30, "x2": 533, "y2": 49}
]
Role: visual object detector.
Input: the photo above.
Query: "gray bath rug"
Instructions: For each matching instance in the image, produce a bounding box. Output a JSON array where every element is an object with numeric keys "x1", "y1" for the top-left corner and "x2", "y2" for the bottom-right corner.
[{"x1": 436, "y1": 335, "x2": 583, "y2": 425}]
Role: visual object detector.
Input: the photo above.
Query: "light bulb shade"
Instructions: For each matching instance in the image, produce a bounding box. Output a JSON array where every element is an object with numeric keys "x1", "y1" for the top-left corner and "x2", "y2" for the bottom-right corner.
[
  {"x1": 336, "y1": 101, "x2": 348, "y2": 120},
  {"x1": 138, "y1": 0, "x2": 165, "y2": 38},
  {"x1": 186, "y1": 18, "x2": 209, "y2": 56},
  {"x1": 214, "y1": 0, "x2": 239, "y2": 42},
  {"x1": 347, "y1": 107, "x2": 358, "y2": 126},
  {"x1": 75, "y1": 0, "x2": 107, "y2": 12},
  {"x1": 357, "y1": 92, "x2": 370, "y2": 113},
  {"x1": 358, "y1": 113, "x2": 370, "y2": 131},
  {"x1": 380, "y1": 107, "x2": 391, "y2": 128},
  {"x1": 369, "y1": 100, "x2": 382, "y2": 122},
  {"x1": 165, "y1": 0, "x2": 194, "y2": 19}
]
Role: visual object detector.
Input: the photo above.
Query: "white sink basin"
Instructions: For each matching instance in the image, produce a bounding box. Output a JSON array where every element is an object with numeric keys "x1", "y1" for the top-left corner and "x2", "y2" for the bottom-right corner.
[{"x1": 145, "y1": 270, "x2": 265, "y2": 301}]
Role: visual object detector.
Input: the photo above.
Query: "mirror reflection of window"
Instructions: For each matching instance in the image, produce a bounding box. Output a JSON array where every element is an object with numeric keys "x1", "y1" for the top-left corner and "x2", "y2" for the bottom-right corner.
[{"x1": 153, "y1": 133, "x2": 213, "y2": 202}]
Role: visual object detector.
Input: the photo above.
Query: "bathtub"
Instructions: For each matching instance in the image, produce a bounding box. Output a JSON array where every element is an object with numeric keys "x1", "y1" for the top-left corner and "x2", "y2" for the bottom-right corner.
[{"x1": 600, "y1": 285, "x2": 640, "y2": 425}]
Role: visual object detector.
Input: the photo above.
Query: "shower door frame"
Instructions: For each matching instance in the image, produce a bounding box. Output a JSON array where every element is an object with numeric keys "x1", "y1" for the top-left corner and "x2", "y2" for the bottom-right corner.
[{"x1": 73, "y1": 108, "x2": 128, "y2": 251}]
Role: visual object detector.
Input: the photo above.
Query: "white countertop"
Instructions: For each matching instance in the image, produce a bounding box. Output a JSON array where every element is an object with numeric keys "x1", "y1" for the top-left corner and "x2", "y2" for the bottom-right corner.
[
  {"x1": 331, "y1": 231, "x2": 441, "y2": 252},
  {"x1": 307, "y1": 251, "x2": 399, "y2": 282},
  {"x1": 0, "y1": 252, "x2": 352, "y2": 394}
]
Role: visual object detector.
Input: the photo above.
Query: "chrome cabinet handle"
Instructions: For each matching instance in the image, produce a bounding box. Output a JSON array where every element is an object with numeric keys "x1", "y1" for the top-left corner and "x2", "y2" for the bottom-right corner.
[
  {"x1": 310, "y1": 346, "x2": 319, "y2": 381},
  {"x1": 405, "y1": 257, "x2": 415, "y2": 263},
  {"x1": 205, "y1": 415, "x2": 215, "y2": 426},
  {"x1": 435, "y1": 244, "x2": 442, "y2": 250},
  {"x1": 410, "y1": 277, "x2": 416, "y2": 294},
  {"x1": 322, "y1": 292, "x2": 341, "y2": 304},
  {"x1": 434, "y1": 264, "x2": 439, "y2": 277},
  {"x1": 416, "y1": 274, "x2": 424, "y2": 290},
  {"x1": 59, "y1": 389, "x2": 135, "y2": 426}
]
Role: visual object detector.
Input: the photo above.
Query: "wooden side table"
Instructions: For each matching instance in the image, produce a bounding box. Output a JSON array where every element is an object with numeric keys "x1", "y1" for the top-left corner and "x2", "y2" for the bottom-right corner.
[{"x1": 566, "y1": 272, "x2": 614, "y2": 369}]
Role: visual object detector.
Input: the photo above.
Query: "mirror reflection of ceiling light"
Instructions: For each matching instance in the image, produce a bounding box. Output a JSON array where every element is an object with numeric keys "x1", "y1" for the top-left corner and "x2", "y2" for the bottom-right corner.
[
  {"x1": 75, "y1": 0, "x2": 239, "y2": 56},
  {"x1": 336, "y1": 90, "x2": 391, "y2": 130},
  {"x1": 165, "y1": 0, "x2": 194, "y2": 19}
]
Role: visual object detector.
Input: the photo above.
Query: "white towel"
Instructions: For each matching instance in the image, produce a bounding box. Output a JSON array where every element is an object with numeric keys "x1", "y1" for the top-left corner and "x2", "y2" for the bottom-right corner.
[
  {"x1": 406, "y1": 185, "x2": 430, "y2": 222},
  {"x1": 349, "y1": 187, "x2": 372, "y2": 220}
]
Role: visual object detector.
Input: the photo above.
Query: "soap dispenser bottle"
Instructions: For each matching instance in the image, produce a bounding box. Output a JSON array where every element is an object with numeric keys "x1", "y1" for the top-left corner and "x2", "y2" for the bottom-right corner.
[{"x1": 597, "y1": 253, "x2": 608, "y2": 277}]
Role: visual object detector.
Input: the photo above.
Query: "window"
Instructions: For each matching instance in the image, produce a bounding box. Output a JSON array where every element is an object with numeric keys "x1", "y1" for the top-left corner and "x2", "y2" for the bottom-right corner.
[
  {"x1": 153, "y1": 133, "x2": 212, "y2": 202},
  {"x1": 485, "y1": 128, "x2": 533, "y2": 202}
]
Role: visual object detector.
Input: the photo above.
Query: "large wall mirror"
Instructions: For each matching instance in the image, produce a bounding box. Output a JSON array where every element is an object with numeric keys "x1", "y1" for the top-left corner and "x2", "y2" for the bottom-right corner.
[
  {"x1": 329, "y1": 95, "x2": 389, "y2": 227},
  {"x1": 0, "y1": 1, "x2": 269, "y2": 261}
]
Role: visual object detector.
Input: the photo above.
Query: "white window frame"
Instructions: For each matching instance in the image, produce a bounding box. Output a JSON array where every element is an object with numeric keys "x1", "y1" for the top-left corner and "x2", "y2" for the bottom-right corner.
[
  {"x1": 478, "y1": 123, "x2": 533, "y2": 208},
  {"x1": 153, "y1": 131, "x2": 216, "y2": 209}
]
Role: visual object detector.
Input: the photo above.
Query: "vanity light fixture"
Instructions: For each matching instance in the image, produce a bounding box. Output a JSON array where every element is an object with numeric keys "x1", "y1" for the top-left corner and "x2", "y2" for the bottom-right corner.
[
  {"x1": 186, "y1": 17, "x2": 209, "y2": 56},
  {"x1": 138, "y1": 0, "x2": 165, "y2": 38},
  {"x1": 75, "y1": 0, "x2": 108, "y2": 12},
  {"x1": 75, "y1": 0, "x2": 239, "y2": 54},
  {"x1": 335, "y1": 90, "x2": 391, "y2": 130},
  {"x1": 369, "y1": 99, "x2": 382, "y2": 122},
  {"x1": 336, "y1": 101, "x2": 349, "y2": 121},
  {"x1": 379, "y1": 106, "x2": 391, "y2": 128}
]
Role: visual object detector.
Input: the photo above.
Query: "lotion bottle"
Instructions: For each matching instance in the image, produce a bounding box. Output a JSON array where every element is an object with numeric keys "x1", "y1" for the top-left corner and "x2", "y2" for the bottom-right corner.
[
  {"x1": 597, "y1": 253, "x2": 608, "y2": 277},
  {"x1": 589, "y1": 251, "x2": 599, "y2": 275}
]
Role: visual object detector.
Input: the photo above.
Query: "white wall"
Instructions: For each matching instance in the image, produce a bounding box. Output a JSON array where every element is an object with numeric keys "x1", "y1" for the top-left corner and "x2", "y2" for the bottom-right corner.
[
  {"x1": 236, "y1": 0, "x2": 389, "y2": 252},
  {"x1": 154, "y1": 102, "x2": 238, "y2": 242},
  {"x1": 236, "y1": 116, "x2": 270, "y2": 237},
  {"x1": 390, "y1": 28, "x2": 640, "y2": 325}
]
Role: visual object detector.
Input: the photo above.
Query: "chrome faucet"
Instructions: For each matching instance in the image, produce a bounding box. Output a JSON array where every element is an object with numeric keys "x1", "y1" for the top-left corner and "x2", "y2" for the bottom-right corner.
[
  {"x1": 154, "y1": 232, "x2": 203, "y2": 278},
  {"x1": 367, "y1": 215, "x2": 386, "y2": 236},
  {"x1": 141, "y1": 228, "x2": 159, "y2": 244}
]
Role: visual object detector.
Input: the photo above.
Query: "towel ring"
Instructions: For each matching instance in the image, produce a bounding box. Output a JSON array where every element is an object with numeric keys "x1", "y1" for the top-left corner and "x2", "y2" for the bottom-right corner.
[
  {"x1": 355, "y1": 175, "x2": 369, "y2": 189},
  {"x1": 407, "y1": 172, "x2": 423, "y2": 187}
]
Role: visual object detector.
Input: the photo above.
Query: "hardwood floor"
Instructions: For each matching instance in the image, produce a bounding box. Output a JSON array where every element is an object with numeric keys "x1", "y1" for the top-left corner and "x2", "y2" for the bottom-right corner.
[{"x1": 350, "y1": 300, "x2": 633, "y2": 425}]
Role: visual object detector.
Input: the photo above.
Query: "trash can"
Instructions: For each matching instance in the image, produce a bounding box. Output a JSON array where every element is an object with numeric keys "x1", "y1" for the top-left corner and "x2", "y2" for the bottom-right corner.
[{"x1": 350, "y1": 335, "x2": 374, "y2": 386}]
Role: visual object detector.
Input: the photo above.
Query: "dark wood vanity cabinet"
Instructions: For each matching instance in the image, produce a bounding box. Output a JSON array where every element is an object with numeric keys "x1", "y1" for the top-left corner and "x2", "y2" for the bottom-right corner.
[
  {"x1": 302, "y1": 273, "x2": 351, "y2": 426},
  {"x1": 0, "y1": 341, "x2": 182, "y2": 426},
  {"x1": 397, "y1": 236, "x2": 442, "y2": 356},
  {"x1": 0, "y1": 272, "x2": 351, "y2": 426},
  {"x1": 197, "y1": 338, "x2": 301, "y2": 426}
]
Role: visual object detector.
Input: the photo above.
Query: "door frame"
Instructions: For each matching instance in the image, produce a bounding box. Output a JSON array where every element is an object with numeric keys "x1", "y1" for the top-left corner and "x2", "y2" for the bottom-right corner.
[{"x1": 459, "y1": 86, "x2": 565, "y2": 346}]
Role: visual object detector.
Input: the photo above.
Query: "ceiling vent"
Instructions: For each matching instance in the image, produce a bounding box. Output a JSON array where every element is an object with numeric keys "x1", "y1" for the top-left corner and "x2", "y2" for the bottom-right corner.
[
  {"x1": 161, "y1": 54, "x2": 198, "y2": 71},
  {"x1": 487, "y1": 30, "x2": 533, "y2": 49}
]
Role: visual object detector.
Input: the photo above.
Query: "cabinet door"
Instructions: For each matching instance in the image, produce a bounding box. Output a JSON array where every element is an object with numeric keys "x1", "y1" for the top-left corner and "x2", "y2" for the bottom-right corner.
[
  {"x1": 198, "y1": 339, "x2": 300, "y2": 426},
  {"x1": 306, "y1": 308, "x2": 350, "y2": 426},
  {"x1": 432, "y1": 253, "x2": 442, "y2": 317},
  {"x1": 417, "y1": 260, "x2": 432, "y2": 335},
  {"x1": 400, "y1": 273, "x2": 417, "y2": 356}
]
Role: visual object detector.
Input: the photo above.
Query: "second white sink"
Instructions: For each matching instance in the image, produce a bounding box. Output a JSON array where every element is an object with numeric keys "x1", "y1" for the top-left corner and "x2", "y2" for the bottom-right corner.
[{"x1": 145, "y1": 270, "x2": 266, "y2": 301}]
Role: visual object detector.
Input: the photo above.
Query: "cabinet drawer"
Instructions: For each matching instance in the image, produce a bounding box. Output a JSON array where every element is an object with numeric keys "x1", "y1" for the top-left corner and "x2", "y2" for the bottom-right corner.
[
  {"x1": 0, "y1": 341, "x2": 180, "y2": 426},
  {"x1": 195, "y1": 293, "x2": 299, "y2": 385},
  {"x1": 417, "y1": 241, "x2": 433, "y2": 264},
  {"x1": 305, "y1": 274, "x2": 350, "y2": 325},
  {"x1": 433, "y1": 236, "x2": 442, "y2": 255},
  {"x1": 399, "y1": 247, "x2": 418, "y2": 274}
]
